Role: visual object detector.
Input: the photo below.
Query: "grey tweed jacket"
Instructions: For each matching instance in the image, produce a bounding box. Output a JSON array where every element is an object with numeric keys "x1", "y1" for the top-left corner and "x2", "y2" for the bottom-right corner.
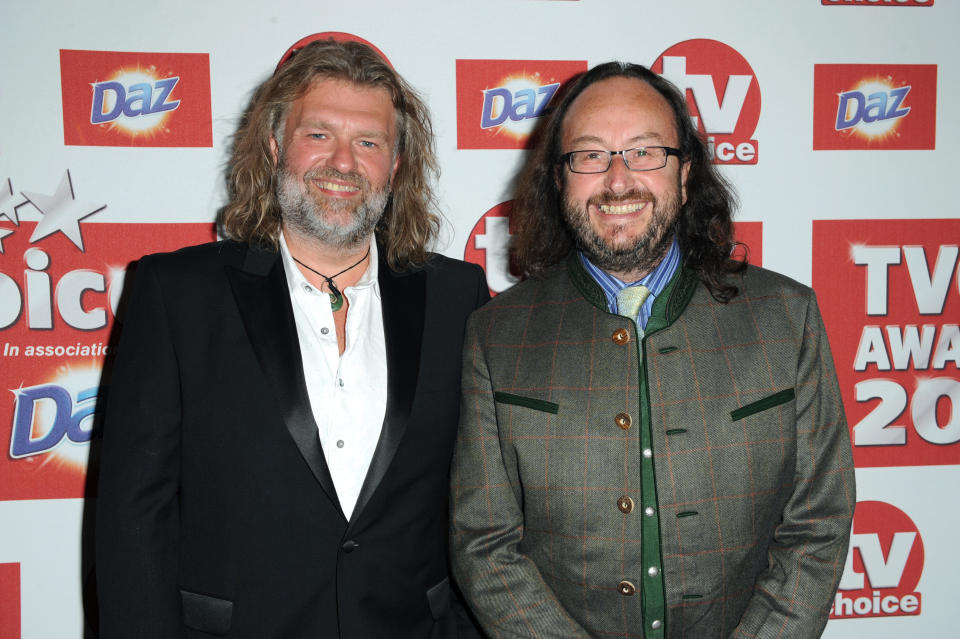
[{"x1": 450, "y1": 256, "x2": 855, "y2": 639}]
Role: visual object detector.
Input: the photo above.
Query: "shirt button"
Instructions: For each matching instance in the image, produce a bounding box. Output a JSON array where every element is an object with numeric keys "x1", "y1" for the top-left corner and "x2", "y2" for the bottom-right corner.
[
  {"x1": 303, "y1": 284, "x2": 313, "y2": 293},
  {"x1": 648, "y1": 566, "x2": 660, "y2": 577},
  {"x1": 336, "y1": 440, "x2": 344, "y2": 448},
  {"x1": 643, "y1": 448, "x2": 652, "y2": 458},
  {"x1": 338, "y1": 378, "x2": 344, "y2": 387},
  {"x1": 612, "y1": 328, "x2": 630, "y2": 345},
  {"x1": 617, "y1": 496, "x2": 634, "y2": 514},
  {"x1": 644, "y1": 506, "x2": 655, "y2": 517},
  {"x1": 617, "y1": 580, "x2": 635, "y2": 596},
  {"x1": 651, "y1": 620, "x2": 662, "y2": 630},
  {"x1": 320, "y1": 327, "x2": 329, "y2": 335},
  {"x1": 614, "y1": 413, "x2": 632, "y2": 430}
]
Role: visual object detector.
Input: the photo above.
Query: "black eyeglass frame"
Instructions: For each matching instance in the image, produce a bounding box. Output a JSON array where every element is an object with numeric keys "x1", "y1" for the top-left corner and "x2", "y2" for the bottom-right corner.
[{"x1": 558, "y1": 146, "x2": 684, "y2": 174}]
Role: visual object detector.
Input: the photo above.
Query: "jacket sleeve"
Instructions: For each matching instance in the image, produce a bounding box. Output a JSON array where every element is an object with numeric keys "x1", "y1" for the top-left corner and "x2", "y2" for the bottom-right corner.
[
  {"x1": 449, "y1": 315, "x2": 591, "y2": 639},
  {"x1": 96, "y1": 257, "x2": 186, "y2": 639},
  {"x1": 730, "y1": 291, "x2": 856, "y2": 639}
]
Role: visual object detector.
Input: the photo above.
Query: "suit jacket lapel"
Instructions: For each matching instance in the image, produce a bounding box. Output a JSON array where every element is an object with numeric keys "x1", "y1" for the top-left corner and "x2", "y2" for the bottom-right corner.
[
  {"x1": 225, "y1": 243, "x2": 344, "y2": 518},
  {"x1": 349, "y1": 257, "x2": 425, "y2": 525}
]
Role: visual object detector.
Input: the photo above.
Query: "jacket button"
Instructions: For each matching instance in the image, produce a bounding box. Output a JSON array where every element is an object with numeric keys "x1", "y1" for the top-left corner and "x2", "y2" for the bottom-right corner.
[
  {"x1": 617, "y1": 496, "x2": 634, "y2": 514},
  {"x1": 612, "y1": 328, "x2": 630, "y2": 345},
  {"x1": 341, "y1": 540, "x2": 359, "y2": 553},
  {"x1": 614, "y1": 413, "x2": 632, "y2": 430},
  {"x1": 618, "y1": 580, "x2": 636, "y2": 596}
]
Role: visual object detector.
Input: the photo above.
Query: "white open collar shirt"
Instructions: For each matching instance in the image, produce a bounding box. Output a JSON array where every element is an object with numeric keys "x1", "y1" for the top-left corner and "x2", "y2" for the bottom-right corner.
[{"x1": 279, "y1": 234, "x2": 387, "y2": 520}]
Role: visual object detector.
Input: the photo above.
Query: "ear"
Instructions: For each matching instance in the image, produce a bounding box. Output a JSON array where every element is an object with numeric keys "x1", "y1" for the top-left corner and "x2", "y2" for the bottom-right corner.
[
  {"x1": 680, "y1": 159, "x2": 691, "y2": 205},
  {"x1": 269, "y1": 135, "x2": 279, "y2": 167},
  {"x1": 390, "y1": 153, "x2": 401, "y2": 186}
]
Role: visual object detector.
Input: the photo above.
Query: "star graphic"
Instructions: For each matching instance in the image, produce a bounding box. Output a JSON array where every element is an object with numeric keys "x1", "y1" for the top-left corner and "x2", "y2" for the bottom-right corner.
[
  {"x1": 0, "y1": 226, "x2": 13, "y2": 253},
  {"x1": 0, "y1": 177, "x2": 22, "y2": 225},
  {"x1": 22, "y1": 170, "x2": 106, "y2": 251}
]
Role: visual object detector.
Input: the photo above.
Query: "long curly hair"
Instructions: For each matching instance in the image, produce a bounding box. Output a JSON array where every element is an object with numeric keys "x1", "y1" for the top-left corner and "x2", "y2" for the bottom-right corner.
[
  {"x1": 218, "y1": 39, "x2": 440, "y2": 269},
  {"x1": 510, "y1": 62, "x2": 746, "y2": 302}
]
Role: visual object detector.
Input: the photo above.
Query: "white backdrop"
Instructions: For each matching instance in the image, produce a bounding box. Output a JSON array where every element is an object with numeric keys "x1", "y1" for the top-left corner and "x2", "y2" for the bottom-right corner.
[{"x1": 1, "y1": 0, "x2": 957, "y2": 637}]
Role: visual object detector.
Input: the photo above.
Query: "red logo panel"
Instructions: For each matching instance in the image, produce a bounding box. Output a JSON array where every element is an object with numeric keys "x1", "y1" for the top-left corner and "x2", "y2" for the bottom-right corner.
[
  {"x1": 812, "y1": 219, "x2": 959, "y2": 468},
  {"x1": 0, "y1": 222, "x2": 216, "y2": 500},
  {"x1": 60, "y1": 49, "x2": 212, "y2": 147},
  {"x1": 832, "y1": 501, "x2": 924, "y2": 619},
  {"x1": 813, "y1": 64, "x2": 936, "y2": 150},
  {"x1": 456, "y1": 60, "x2": 586, "y2": 150},
  {"x1": 0, "y1": 563, "x2": 19, "y2": 639},
  {"x1": 733, "y1": 221, "x2": 762, "y2": 266},
  {"x1": 652, "y1": 39, "x2": 761, "y2": 165}
]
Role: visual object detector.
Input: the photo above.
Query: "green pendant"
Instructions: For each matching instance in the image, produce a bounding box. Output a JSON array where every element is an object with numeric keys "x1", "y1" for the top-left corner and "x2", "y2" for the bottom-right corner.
[{"x1": 329, "y1": 291, "x2": 344, "y2": 312}]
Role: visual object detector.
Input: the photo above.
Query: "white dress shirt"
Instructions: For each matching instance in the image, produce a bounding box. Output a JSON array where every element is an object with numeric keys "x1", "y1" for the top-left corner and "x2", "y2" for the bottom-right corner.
[{"x1": 280, "y1": 234, "x2": 387, "y2": 520}]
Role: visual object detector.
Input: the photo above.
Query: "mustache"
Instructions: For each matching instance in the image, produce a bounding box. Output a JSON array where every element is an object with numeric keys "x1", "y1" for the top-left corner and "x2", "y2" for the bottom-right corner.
[
  {"x1": 586, "y1": 188, "x2": 656, "y2": 208},
  {"x1": 303, "y1": 167, "x2": 365, "y2": 188}
]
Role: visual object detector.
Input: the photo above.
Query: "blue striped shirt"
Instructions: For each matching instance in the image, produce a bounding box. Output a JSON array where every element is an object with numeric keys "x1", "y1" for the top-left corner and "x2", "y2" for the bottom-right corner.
[{"x1": 579, "y1": 237, "x2": 681, "y2": 331}]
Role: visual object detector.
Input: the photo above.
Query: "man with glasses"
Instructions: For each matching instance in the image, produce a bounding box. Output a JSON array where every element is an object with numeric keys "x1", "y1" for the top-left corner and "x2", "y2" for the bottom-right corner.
[{"x1": 450, "y1": 62, "x2": 854, "y2": 638}]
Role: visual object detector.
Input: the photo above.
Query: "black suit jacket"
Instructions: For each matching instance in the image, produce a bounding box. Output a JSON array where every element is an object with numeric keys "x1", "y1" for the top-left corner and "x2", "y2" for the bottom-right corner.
[{"x1": 96, "y1": 240, "x2": 489, "y2": 639}]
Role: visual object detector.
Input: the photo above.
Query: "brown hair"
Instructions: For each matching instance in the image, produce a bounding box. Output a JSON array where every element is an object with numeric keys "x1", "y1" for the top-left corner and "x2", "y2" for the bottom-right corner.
[
  {"x1": 218, "y1": 38, "x2": 440, "y2": 269},
  {"x1": 510, "y1": 62, "x2": 746, "y2": 302}
]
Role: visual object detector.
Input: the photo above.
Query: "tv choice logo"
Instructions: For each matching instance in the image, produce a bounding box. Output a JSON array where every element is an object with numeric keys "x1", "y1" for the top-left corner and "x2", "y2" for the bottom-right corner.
[
  {"x1": 822, "y1": 0, "x2": 932, "y2": 5},
  {"x1": 60, "y1": 49, "x2": 212, "y2": 147},
  {"x1": 456, "y1": 60, "x2": 587, "y2": 149},
  {"x1": 832, "y1": 501, "x2": 924, "y2": 619},
  {"x1": 651, "y1": 39, "x2": 761, "y2": 165},
  {"x1": 813, "y1": 65, "x2": 937, "y2": 150},
  {"x1": 812, "y1": 219, "x2": 960, "y2": 468},
  {"x1": 0, "y1": 246, "x2": 125, "y2": 332},
  {"x1": 464, "y1": 201, "x2": 518, "y2": 296}
]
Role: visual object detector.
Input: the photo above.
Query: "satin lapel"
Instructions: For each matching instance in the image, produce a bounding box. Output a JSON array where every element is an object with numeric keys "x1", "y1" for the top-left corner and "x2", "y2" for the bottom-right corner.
[
  {"x1": 225, "y1": 244, "x2": 343, "y2": 518},
  {"x1": 349, "y1": 259, "x2": 425, "y2": 525}
]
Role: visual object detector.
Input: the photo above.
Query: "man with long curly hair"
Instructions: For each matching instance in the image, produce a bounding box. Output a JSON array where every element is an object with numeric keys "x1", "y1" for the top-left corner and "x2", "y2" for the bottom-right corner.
[
  {"x1": 97, "y1": 37, "x2": 487, "y2": 639},
  {"x1": 450, "y1": 62, "x2": 855, "y2": 638}
]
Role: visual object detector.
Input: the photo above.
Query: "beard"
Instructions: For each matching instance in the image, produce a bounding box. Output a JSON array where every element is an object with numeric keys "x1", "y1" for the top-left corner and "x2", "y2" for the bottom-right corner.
[
  {"x1": 562, "y1": 185, "x2": 681, "y2": 276},
  {"x1": 276, "y1": 164, "x2": 391, "y2": 250}
]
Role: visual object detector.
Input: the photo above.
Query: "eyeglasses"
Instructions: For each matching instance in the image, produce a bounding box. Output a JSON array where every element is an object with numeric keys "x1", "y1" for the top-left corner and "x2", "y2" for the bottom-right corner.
[{"x1": 559, "y1": 146, "x2": 683, "y2": 174}]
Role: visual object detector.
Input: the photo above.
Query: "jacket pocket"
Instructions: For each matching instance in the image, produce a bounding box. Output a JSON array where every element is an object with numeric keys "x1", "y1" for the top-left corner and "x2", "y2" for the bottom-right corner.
[
  {"x1": 180, "y1": 589, "x2": 233, "y2": 636},
  {"x1": 730, "y1": 388, "x2": 796, "y2": 422},
  {"x1": 426, "y1": 576, "x2": 450, "y2": 621},
  {"x1": 493, "y1": 392, "x2": 559, "y2": 415}
]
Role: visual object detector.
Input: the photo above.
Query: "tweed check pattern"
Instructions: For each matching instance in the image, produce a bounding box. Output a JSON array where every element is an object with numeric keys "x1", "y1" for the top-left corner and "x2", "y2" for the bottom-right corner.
[{"x1": 450, "y1": 258, "x2": 855, "y2": 639}]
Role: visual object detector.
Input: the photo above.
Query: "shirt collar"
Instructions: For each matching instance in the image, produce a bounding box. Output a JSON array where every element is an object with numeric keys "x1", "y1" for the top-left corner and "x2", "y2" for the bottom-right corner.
[
  {"x1": 579, "y1": 235, "x2": 681, "y2": 310},
  {"x1": 279, "y1": 232, "x2": 379, "y2": 295}
]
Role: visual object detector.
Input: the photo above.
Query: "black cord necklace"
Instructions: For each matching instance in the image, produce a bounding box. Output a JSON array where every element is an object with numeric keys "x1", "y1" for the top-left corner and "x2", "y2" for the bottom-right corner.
[{"x1": 292, "y1": 247, "x2": 370, "y2": 312}]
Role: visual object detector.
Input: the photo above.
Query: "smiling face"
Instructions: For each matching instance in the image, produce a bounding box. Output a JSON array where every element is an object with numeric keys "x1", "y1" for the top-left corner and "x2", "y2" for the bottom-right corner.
[
  {"x1": 272, "y1": 77, "x2": 400, "y2": 250},
  {"x1": 559, "y1": 76, "x2": 689, "y2": 280}
]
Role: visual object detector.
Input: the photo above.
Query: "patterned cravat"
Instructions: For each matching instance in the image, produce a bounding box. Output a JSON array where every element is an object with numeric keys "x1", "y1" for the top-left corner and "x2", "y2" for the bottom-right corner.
[{"x1": 616, "y1": 284, "x2": 651, "y2": 320}]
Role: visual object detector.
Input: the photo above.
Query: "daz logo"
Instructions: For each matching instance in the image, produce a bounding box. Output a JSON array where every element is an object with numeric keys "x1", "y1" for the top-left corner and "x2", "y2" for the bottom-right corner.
[
  {"x1": 60, "y1": 49, "x2": 212, "y2": 147},
  {"x1": 832, "y1": 501, "x2": 924, "y2": 619},
  {"x1": 814, "y1": 64, "x2": 937, "y2": 150},
  {"x1": 464, "y1": 201, "x2": 519, "y2": 296},
  {"x1": 652, "y1": 39, "x2": 761, "y2": 165},
  {"x1": 456, "y1": 60, "x2": 586, "y2": 149}
]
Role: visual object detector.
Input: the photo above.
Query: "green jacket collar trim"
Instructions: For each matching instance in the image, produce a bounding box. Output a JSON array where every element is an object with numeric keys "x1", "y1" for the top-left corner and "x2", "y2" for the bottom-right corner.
[{"x1": 565, "y1": 252, "x2": 698, "y2": 331}]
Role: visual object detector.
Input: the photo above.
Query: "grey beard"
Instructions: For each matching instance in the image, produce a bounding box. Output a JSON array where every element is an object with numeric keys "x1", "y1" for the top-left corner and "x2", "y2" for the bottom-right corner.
[
  {"x1": 562, "y1": 189, "x2": 680, "y2": 276},
  {"x1": 276, "y1": 166, "x2": 390, "y2": 251}
]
